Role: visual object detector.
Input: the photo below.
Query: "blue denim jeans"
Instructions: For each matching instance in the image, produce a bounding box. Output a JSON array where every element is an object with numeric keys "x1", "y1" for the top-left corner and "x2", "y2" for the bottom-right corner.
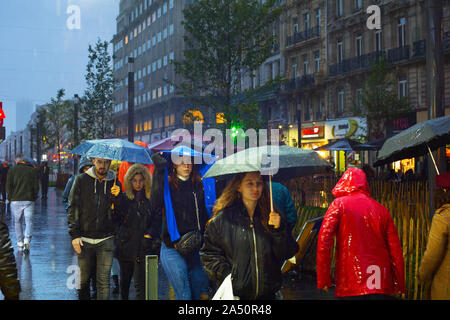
[
  {"x1": 160, "y1": 242, "x2": 209, "y2": 300},
  {"x1": 77, "y1": 237, "x2": 114, "y2": 300}
]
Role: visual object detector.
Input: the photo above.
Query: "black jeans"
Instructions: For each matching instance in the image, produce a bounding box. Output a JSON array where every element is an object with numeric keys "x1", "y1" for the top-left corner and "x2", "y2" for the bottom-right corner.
[
  {"x1": 41, "y1": 181, "x2": 48, "y2": 198},
  {"x1": 77, "y1": 237, "x2": 114, "y2": 300},
  {"x1": 119, "y1": 256, "x2": 146, "y2": 300}
]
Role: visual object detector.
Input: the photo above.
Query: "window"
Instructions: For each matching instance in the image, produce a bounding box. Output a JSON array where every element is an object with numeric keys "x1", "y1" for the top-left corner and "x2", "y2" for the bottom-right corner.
[
  {"x1": 164, "y1": 115, "x2": 170, "y2": 126},
  {"x1": 158, "y1": 87, "x2": 162, "y2": 97},
  {"x1": 170, "y1": 85, "x2": 174, "y2": 93},
  {"x1": 152, "y1": 12, "x2": 156, "y2": 22},
  {"x1": 142, "y1": 43, "x2": 146, "y2": 54},
  {"x1": 163, "y1": 55, "x2": 168, "y2": 66},
  {"x1": 170, "y1": 114, "x2": 175, "y2": 125},
  {"x1": 157, "y1": 32, "x2": 161, "y2": 42},
  {"x1": 169, "y1": 0, "x2": 174, "y2": 9},
  {"x1": 337, "y1": 0, "x2": 343, "y2": 17},
  {"x1": 147, "y1": 17, "x2": 151, "y2": 26},
  {"x1": 314, "y1": 51, "x2": 320, "y2": 73},
  {"x1": 138, "y1": 24, "x2": 141, "y2": 34},
  {"x1": 293, "y1": 17, "x2": 299, "y2": 33},
  {"x1": 138, "y1": 46, "x2": 141, "y2": 56},
  {"x1": 169, "y1": 24, "x2": 174, "y2": 35},
  {"x1": 356, "y1": 88, "x2": 363, "y2": 111},
  {"x1": 398, "y1": 17, "x2": 406, "y2": 47},
  {"x1": 355, "y1": 35, "x2": 362, "y2": 57},
  {"x1": 152, "y1": 89, "x2": 157, "y2": 99},
  {"x1": 152, "y1": 35, "x2": 156, "y2": 46},
  {"x1": 169, "y1": 51, "x2": 174, "y2": 61},
  {"x1": 291, "y1": 57, "x2": 297, "y2": 79},
  {"x1": 125, "y1": 35, "x2": 128, "y2": 45},
  {"x1": 148, "y1": 120, "x2": 152, "y2": 130},
  {"x1": 134, "y1": 28, "x2": 138, "y2": 38},
  {"x1": 152, "y1": 61, "x2": 156, "y2": 72},
  {"x1": 147, "y1": 40, "x2": 151, "y2": 50},
  {"x1": 142, "y1": 21, "x2": 146, "y2": 31},
  {"x1": 337, "y1": 40, "x2": 343, "y2": 63},
  {"x1": 163, "y1": 2, "x2": 167, "y2": 14},
  {"x1": 163, "y1": 28, "x2": 167, "y2": 39},
  {"x1": 316, "y1": 8, "x2": 321, "y2": 33},
  {"x1": 157, "y1": 8, "x2": 161, "y2": 18},
  {"x1": 147, "y1": 91, "x2": 151, "y2": 101},
  {"x1": 304, "y1": 99, "x2": 311, "y2": 121},
  {"x1": 375, "y1": 30, "x2": 382, "y2": 52},
  {"x1": 304, "y1": 13, "x2": 310, "y2": 31},
  {"x1": 164, "y1": 86, "x2": 168, "y2": 96},
  {"x1": 398, "y1": 76, "x2": 407, "y2": 98},
  {"x1": 158, "y1": 59, "x2": 162, "y2": 69},
  {"x1": 338, "y1": 89, "x2": 345, "y2": 114},
  {"x1": 143, "y1": 67, "x2": 146, "y2": 77},
  {"x1": 355, "y1": 0, "x2": 362, "y2": 10},
  {"x1": 303, "y1": 54, "x2": 308, "y2": 75}
]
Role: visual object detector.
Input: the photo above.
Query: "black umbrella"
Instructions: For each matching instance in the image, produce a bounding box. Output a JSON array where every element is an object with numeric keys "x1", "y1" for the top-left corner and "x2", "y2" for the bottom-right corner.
[{"x1": 374, "y1": 115, "x2": 450, "y2": 171}]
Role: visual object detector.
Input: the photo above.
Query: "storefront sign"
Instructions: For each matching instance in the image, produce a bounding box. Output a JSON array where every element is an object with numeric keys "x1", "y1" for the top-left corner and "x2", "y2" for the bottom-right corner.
[
  {"x1": 325, "y1": 117, "x2": 367, "y2": 139},
  {"x1": 301, "y1": 126, "x2": 324, "y2": 139},
  {"x1": 386, "y1": 113, "x2": 416, "y2": 136}
]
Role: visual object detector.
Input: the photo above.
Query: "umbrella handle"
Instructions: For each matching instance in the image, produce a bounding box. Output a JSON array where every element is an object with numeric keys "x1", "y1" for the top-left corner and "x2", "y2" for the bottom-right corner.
[{"x1": 427, "y1": 145, "x2": 440, "y2": 175}]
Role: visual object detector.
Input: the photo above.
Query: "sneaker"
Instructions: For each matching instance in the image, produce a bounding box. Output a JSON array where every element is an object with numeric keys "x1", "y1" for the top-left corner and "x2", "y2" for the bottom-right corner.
[{"x1": 23, "y1": 243, "x2": 30, "y2": 254}]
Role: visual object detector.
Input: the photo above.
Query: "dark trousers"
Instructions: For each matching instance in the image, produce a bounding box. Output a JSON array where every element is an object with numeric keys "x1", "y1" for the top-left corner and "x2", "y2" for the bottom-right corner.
[
  {"x1": 77, "y1": 238, "x2": 114, "y2": 300},
  {"x1": 41, "y1": 181, "x2": 48, "y2": 198},
  {"x1": 119, "y1": 257, "x2": 146, "y2": 300}
]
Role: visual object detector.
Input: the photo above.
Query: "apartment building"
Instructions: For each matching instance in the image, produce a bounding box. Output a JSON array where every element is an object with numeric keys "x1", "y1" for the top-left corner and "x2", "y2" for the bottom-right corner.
[
  {"x1": 112, "y1": 0, "x2": 203, "y2": 143},
  {"x1": 279, "y1": 0, "x2": 450, "y2": 170}
]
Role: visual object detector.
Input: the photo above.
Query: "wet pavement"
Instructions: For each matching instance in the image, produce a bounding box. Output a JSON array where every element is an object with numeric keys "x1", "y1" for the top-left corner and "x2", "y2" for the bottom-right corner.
[{"x1": 0, "y1": 187, "x2": 335, "y2": 300}]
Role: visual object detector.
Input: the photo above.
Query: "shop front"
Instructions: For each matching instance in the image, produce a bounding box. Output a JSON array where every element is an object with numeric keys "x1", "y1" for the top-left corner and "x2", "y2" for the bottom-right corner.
[{"x1": 324, "y1": 117, "x2": 367, "y2": 174}]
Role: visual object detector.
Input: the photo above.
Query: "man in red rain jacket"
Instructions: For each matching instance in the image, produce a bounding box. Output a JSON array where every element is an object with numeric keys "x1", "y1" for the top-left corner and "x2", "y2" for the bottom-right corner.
[{"x1": 317, "y1": 167, "x2": 406, "y2": 299}]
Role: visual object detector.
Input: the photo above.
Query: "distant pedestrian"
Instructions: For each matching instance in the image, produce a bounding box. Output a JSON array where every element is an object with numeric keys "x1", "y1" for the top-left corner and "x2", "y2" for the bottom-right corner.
[
  {"x1": 39, "y1": 161, "x2": 50, "y2": 200},
  {"x1": 417, "y1": 173, "x2": 450, "y2": 300},
  {"x1": 116, "y1": 164, "x2": 160, "y2": 300},
  {"x1": 6, "y1": 154, "x2": 40, "y2": 254},
  {"x1": 62, "y1": 157, "x2": 93, "y2": 211},
  {"x1": 317, "y1": 168, "x2": 406, "y2": 299},
  {"x1": 0, "y1": 220, "x2": 20, "y2": 299},
  {"x1": 68, "y1": 158, "x2": 121, "y2": 300},
  {"x1": 0, "y1": 161, "x2": 9, "y2": 202},
  {"x1": 201, "y1": 171, "x2": 298, "y2": 300}
]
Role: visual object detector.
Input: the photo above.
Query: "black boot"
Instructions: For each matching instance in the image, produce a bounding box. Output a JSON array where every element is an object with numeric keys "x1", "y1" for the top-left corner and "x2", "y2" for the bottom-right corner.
[{"x1": 112, "y1": 275, "x2": 119, "y2": 294}]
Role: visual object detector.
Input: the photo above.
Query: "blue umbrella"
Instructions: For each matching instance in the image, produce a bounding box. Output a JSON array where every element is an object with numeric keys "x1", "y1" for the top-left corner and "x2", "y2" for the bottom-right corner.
[
  {"x1": 70, "y1": 139, "x2": 153, "y2": 165},
  {"x1": 160, "y1": 146, "x2": 216, "y2": 242}
]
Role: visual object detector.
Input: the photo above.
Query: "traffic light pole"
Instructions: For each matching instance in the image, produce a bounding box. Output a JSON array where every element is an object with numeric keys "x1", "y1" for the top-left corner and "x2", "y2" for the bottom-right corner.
[{"x1": 73, "y1": 94, "x2": 80, "y2": 175}]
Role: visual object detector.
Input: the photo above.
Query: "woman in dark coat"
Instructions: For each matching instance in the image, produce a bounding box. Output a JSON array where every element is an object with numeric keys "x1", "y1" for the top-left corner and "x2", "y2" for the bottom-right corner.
[
  {"x1": 200, "y1": 171, "x2": 298, "y2": 300},
  {"x1": 150, "y1": 152, "x2": 210, "y2": 300},
  {"x1": 116, "y1": 164, "x2": 160, "y2": 300}
]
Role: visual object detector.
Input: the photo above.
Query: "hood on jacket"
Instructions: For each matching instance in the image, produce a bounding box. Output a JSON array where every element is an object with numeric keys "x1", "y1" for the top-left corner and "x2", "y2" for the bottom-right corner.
[
  {"x1": 124, "y1": 163, "x2": 152, "y2": 200},
  {"x1": 78, "y1": 157, "x2": 93, "y2": 174},
  {"x1": 85, "y1": 166, "x2": 116, "y2": 195},
  {"x1": 332, "y1": 167, "x2": 370, "y2": 198}
]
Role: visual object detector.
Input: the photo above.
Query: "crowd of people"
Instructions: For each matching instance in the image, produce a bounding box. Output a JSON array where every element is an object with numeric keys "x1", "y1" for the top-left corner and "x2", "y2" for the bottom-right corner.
[{"x1": 0, "y1": 150, "x2": 448, "y2": 301}]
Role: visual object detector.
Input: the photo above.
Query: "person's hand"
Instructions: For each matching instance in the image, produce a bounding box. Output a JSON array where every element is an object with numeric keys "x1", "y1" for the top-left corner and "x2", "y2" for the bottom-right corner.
[
  {"x1": 111, "y1": 185, "x2": 120, "y2": 197},
  {"x1": 72, "y1": 238, "x2": 83, "y2": 254},
  {"x1": 268, "y1": 212, "x2": 281, "y2": 229}
]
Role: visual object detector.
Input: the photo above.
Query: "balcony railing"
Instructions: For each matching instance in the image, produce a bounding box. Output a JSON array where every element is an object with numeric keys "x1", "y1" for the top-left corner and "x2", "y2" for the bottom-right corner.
[
  {"x1": 285, "y1": 74, "x2": 315, "y2": 91},
  {"x1": 286, "y1": 26, "x2": 320, "y2": 47},
  {"x1": 413, "y1": 40, "x2": 426, "y2": 58},
  {"x1": 328, "y1": 50, "x2": 385, "y2": 77},
  {"x1": 386, "y1": 45, "x2": 410, "y2": 63}
]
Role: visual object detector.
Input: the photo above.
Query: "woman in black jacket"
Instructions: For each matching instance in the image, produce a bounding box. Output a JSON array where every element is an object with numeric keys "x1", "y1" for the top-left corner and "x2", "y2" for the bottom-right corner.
[
  {"x1": 200, "y1": 171, "x2": 298, "y2": 300},
  {"x1": 150, "y1": 152, "x2": 210, "y2": 300},
  {"x1": 116, "y1": 164, "x2": 160, "y2": 300}
]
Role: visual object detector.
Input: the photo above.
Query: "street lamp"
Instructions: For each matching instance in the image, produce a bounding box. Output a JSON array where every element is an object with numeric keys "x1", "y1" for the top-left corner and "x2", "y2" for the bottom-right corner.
[
  {"x1": 73, "y1": 94, "x2": 80, "y2": 175},
  {"x1": 128, "y1": 57, "x2": 135, "y2": 142}
]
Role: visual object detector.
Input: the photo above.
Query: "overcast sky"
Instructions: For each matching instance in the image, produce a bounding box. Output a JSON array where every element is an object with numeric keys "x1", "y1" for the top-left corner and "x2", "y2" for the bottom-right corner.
[{"x1": 0, "y1": 0, "x2": 120, "y2": 135}]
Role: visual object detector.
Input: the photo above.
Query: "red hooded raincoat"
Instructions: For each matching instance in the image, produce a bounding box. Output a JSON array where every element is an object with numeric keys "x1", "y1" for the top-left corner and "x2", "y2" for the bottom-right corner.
[{"x1": 316, "y1": 168, "x2": 406, "y2": 297}]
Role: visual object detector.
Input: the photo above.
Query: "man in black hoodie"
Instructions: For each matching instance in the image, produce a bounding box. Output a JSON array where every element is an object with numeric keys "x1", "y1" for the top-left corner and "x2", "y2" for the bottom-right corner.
[{"x1": 68, "y1": 158, "x2": 121, "y2": 300}]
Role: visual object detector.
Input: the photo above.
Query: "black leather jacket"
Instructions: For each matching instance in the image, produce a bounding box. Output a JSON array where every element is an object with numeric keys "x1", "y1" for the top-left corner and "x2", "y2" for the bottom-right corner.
[
  {"x1": 200, "y1": 200, "x2": 298, "y2": 300},
  {"x1": 0, "y1": 221, "x2": 20, "y2": 299}
]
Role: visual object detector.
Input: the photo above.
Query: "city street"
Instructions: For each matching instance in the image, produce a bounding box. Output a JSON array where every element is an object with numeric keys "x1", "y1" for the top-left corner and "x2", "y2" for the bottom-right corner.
[{"x1": 0, "y1": 187, "x2": 335, "y2": 300}]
